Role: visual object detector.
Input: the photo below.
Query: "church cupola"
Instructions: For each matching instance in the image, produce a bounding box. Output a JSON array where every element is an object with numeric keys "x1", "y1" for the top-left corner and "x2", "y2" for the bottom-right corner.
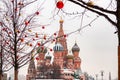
[
  {"x1": 26, "y1": 53, "x2": 36, "y2": 80},
  {"x1": 37, "y1": 46, "x2": 47, "y2": 54},
  {"x1": 53, "y1": 43, "x2": 64, "y2": 51},
  {"x1": 72, "y1": 43, "x2": 80, "y2": 53},
  {"x1": 46, "y1": 52, "x2": 52, "y2": 60},
  {"x1": 59, "y1": 18, "x2": 64, "y2": 24},
  {"x1": 66, "y1": 55, "x2": 74, "y2": 59}
]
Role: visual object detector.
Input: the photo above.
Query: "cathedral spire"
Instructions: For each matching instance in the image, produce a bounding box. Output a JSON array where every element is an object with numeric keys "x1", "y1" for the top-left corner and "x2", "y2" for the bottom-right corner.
[
  {"x1": 57, "y1": 17, "x2": 64, "y2": 39},
  {"x1": 26, "y1": 53, "x2": 36, "y2": 80},
  {"x1": 28, "y1": 53, "x2": 35, "y2": 70},
  {"x1": 56, "y1": 18, "x2": 68, "y2": 57}
]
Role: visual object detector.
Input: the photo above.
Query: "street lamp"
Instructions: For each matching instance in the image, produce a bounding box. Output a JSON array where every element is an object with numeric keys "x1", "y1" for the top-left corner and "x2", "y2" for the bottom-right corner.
[
  {"x1": 100, "y1": 70, "x2": 104, "y2": 80},
  {"x1": 95, "y1": 74, "x2": 98, "y2": 80}
]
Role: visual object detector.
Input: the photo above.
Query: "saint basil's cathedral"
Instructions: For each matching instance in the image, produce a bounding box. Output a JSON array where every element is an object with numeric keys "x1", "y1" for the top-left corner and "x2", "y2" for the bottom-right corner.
[{"x1": 26, "y1": 19, "x2": 85, "y2": 80}]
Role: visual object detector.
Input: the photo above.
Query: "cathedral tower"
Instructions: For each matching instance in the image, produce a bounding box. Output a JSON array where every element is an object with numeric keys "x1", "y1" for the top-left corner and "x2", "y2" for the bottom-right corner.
[
  {"x1": 45, "y1": 52, "x2": 52, "y2": 65},
  {"x1": 66, "y1": 55, "x2": 74, "y2": 70},
  {"x1": 56, "y1": 19, "x2": 68, "y2": 57},
  {"x1": 53, "y1": 43, "x2": 64, "y2": 68},
  {"x1": 26, "y1": 54, "x2": 36, "y2": 80},
  {"x1": 72, "y1": 43, "x2": 81, "y2": 69},
  {"x1": 36, "y1": 46, "x2": 47, "y2": 78}
]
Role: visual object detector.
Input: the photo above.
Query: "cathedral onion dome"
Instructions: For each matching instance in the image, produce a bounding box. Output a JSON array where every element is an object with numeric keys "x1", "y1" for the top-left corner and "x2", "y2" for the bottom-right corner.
[
  {"x1": 72, "y1": 43, "x2": 80, "y2": 52},
  {"x1": 46, "y1": 53, "x2": 52, "y2": 60},
  {"x1": 53, "y1": 43, "x2": 64, "y2": 51},
  {"x1": 66, "y1": 55, "x2": 74, "y2": 59},
  {"x1": 59, "y1": 19, "x2": 64, "y2": 23},
  {"x1": 37, "y1": 46, "x2": 47, "y2": 54}
]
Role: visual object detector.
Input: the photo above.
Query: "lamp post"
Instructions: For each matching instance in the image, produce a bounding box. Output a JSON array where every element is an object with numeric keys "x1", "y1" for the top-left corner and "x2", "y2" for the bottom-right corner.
[
  {"x1": 100, "y1": 70, "x2": 104, "y2": 80},
  {"x1": 109, "y1": 72, "x2": 111, "y2": 80},
  {"x1": 95, "y1": 74, "x2": 98, "y2": 80}
]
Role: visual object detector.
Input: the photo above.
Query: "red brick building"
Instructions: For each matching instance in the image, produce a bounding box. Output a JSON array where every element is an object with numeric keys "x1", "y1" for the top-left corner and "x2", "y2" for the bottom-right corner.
[{"x1": 26, "y1": 19, "x2": 84, "y2": 80}]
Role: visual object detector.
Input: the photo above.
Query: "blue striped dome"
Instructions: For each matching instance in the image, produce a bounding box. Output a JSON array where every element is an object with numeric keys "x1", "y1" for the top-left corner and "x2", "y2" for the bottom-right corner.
[{"x1": 53, "y1": 43, "x2": 64, "y2": 51}]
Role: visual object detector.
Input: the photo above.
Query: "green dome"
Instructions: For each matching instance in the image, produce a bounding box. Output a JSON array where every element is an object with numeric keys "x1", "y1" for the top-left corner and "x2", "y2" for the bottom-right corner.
[
  {"x1": 37, "y1": 46, "x2": 47, "y2": 53},
  {"x1": 66, "y1": 55, "x2": 74, "y2": 59}
]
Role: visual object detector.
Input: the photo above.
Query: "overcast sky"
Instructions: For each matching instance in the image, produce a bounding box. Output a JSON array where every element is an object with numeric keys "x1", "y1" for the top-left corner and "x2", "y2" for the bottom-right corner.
[{"x1": 7, "y1": 0, "x2": 118, "y2": 79}]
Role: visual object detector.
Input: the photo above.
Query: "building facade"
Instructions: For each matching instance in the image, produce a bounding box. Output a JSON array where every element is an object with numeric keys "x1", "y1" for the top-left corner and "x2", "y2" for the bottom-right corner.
[{"x1": 26, "y1": 19, "x2": 84, "y2": 80}]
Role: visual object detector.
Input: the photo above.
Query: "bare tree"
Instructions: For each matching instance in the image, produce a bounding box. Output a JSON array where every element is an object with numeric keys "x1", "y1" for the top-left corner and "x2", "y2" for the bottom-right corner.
[
  {"x1": 0, "y1": 0, "x2": 56, "y2": 80},
  {"x1": 61, "y1": 0, "x2": 119, "y2": 79},
  {"x1": 0, "y1": 24, "x2": 13, "y2": 80}
]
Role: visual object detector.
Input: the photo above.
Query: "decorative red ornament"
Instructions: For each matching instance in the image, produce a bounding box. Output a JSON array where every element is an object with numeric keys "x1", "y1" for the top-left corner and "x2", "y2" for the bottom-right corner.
[
  {"x1": 53, "y1": 39, "x2": 55, "y2": 42},
  {"x1": 18, "y1": 2, "x2": 23, "y2": 5},
  {"x1": 41, "y1": 46, "x2": 44, "y2": 50},
  {"x1": 35, "y1": 11, "x2": 39, "y2": 15},
  {"x1": 17, "y1": 30, "x2": 20, "y2": 33},
  {"x1": 2, "y1": 28, "x2": 7, "y2": 31},
  {"x1": 25, "y1": 21, "x2": 29, "y2": 26},
  {"x1": 37, "y1": 43, "x2": 40, "y2": 46},
  {"x1": 0, "y1": 22, "x2": 2, "y2": 25},
  {"x1": 20, "y1": 38, "x2": 24, "y2": 42},
  {"x1": 36, "y1": 35, "x2": 38, "y2": 38},
  {"x1": 6, "y1": 42, "x2": 9, "y2": 45},
  {"x1": 35, "y1": 33, "x2": 38, "y2": 38},
  {"x1": 25, "y1": 35, "x2": 27, "y2": 37},
  {"x1": 18, "y1": 2, "x2": 21, "y2": 5},
  {"x1": 15, "y1": 8, "x2": 18, "y2": 12},
  {"x1": 42, "y1": 26, "x2": 45, "y2": 29},
  {"x1": 36, "y1": 57, "x2": 39, "y2": 60},
  {"x1": 33, "y1": 38, "x2": 35, "y2": 41},
  {"x1": 56, "y1": 1, "x2": 64, "y2": 9},
  {"x1": 54, "y1": 33, "x2": 57, "y2": 36},
  {"x1": 44, "y1": 37, "x2": 46, "y2": 40},
  {"x1": 64, "y1": 34, "x2": 67, "y2": 38},
  {"x1": 29, "y1": 43, "x2": 32, "y2": 47},
  {"x1": 9, "y1": 32, "x2": 12, "y2": 34},
  {"x1": 11, "y1": 0, "x2": 14, "y2": 3},
  {"x1": 11, "y1": 15, "x2": 13, "y2": 19},
  {"x1": 50, "y1": 49, "x2": 53, "y2": 52},
  {"x1": 43, "y1": 34, "x2": 46, "y2": 40},
  {"x1": 0, "y1": 53, "x2": 2, "y2": 57},
  {"x1": 17, "y1": 55, "x2": 19, "y2": 59},
  {"x1": 2, "y1": 28, "x2": 5, "y2": 31},
  {"x1": 10, "y1": 47, "x2": 14, "y2": 51}
]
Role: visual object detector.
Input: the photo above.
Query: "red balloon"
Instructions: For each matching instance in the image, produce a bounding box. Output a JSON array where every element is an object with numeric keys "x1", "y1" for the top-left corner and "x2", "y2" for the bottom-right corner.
[{"x1": 56, "y1": 1, "x2": 64, "y2": 9}]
